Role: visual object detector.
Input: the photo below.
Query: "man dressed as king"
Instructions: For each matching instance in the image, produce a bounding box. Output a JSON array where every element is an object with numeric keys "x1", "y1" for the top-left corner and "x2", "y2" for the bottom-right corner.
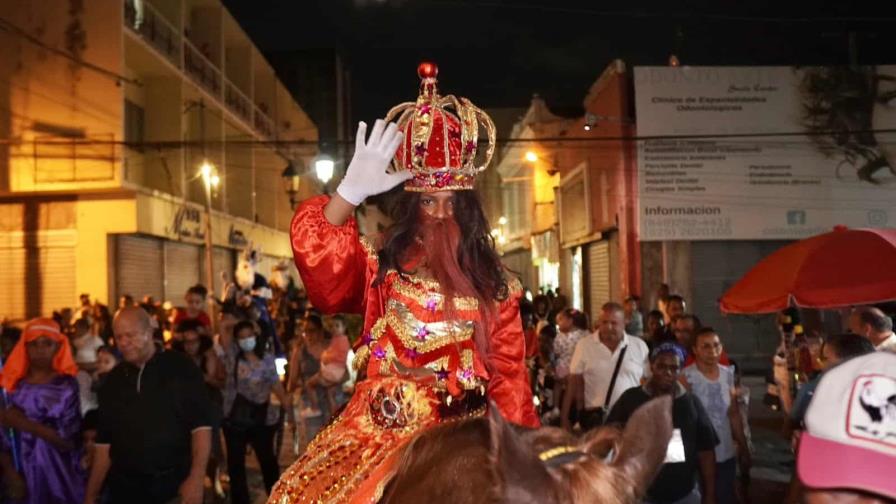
[{"x1": 270, "y1": 62, "x2": 539, "y2": 504}]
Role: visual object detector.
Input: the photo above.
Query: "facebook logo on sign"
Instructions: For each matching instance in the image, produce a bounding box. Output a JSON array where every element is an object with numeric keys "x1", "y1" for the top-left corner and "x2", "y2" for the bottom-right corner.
[{"x1": 786, "y1": 210, "x2": 807, "y2": 226}]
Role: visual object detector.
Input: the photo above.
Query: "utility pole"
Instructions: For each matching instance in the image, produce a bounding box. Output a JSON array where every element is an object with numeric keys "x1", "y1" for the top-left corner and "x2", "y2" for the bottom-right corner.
[{"x1": 198, "y1": 100, "x2": 217, "y2": 325}]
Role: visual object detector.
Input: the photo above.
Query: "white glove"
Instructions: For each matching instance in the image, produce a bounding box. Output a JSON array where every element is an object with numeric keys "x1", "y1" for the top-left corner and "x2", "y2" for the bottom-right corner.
[{"x1": 336, "y1": 119, "x2": 411, "y2": 206}]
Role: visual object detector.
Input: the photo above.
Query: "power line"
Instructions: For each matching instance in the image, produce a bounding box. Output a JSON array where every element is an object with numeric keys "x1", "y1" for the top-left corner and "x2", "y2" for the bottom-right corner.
[
  {"x1": 0, "y1": 17, "x2": 141, "y2": 86},
  {"x1": 2, "y1": 127, "x2": 895, "y2": 147}
]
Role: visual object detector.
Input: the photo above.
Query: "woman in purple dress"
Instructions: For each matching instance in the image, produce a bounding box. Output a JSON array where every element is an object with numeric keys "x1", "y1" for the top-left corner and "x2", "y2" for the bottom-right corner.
[{"x1": 0, "y1": 318, "x2": 85, "y2": 503}]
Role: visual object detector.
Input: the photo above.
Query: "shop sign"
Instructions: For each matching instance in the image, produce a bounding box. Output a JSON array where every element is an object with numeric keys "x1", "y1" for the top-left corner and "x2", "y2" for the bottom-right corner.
[{"x1": 168, "y1": 206, "x2": 205, "y2": 242}]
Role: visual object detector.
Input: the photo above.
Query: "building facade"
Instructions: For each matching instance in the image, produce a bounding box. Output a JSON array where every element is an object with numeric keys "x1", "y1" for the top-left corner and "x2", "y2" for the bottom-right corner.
[
  {"x1": 0, "y1": 0, "x2": 319, "y2": 320},
  {"x1": 493, "y1": 99, "x2": 561, "y2": 295}
]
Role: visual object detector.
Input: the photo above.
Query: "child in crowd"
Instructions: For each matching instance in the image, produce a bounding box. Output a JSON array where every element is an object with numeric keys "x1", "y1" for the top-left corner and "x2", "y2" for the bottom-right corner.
[
  {"x1": 80, "y1": 346, "x2": 120, "y2": 472},
  {"x1": 301, "y1": 316, "x2": 350, "y2": 418},
  {"x1": 171, "y1": 284, "x2": 211, "y2": 338}
]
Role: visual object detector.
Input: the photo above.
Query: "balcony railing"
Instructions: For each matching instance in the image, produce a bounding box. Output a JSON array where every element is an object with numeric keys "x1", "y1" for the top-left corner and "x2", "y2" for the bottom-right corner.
[
  {"x1": 124, "y1": 0, "x2": 275, "y2": 139},
  {"x1": 253, "y1": 104, "x2": 275, "y2": 139},
  {"x1": 183, "y1": 39, "x2": 221, "y2": 96},
  {"x1": 225, "y1": 81, "x2": 252, "y2": 124},
  {"x1": 123, "y1": 0, "x2": 180, "y2": 67}
]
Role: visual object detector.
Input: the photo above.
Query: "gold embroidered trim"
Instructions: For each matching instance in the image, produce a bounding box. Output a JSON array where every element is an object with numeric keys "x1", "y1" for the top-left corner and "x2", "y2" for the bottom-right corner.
[
  {"x1": 507, "y1": 276, "x2": 523, "y2": 295},
  {"x1": 385, "y1": 299, "x2": 474, "y2": 353},
  {"x1": 391, "y1": 277, "x2": 479, "y2": 312},
  {"x1": 424, "y1": 355, "x2": 450, "y2": 374},
  {"x1": 359, "y1": 235, "x2": 379, "y2": 262},
  {"x1": 378, "y1": 340, "x2": 398, "y2": 375},
  {"x1": 352, "y1": 344, "x2": 371, "y2": 373},
  {"x1": 458, "y1": 348, "x2": 478, "y2": 389}
]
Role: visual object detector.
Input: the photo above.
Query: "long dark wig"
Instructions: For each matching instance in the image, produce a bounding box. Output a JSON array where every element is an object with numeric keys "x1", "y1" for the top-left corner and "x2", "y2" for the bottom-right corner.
[
  {"x1": 374, "y1": 190, "x2": 510, "y2": 353},
  {"x1": 375, "y1": 190, "x2": 509, "y2": 299}
]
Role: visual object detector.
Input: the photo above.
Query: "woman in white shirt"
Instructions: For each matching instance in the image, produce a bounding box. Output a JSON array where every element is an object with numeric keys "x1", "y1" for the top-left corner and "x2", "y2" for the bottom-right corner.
[
  {"x1": 550, "y1": 308, "x2": 589, "y2": 422},
  {"x1": 71, "y1": 318, "x2": 104, "y2": 368}
]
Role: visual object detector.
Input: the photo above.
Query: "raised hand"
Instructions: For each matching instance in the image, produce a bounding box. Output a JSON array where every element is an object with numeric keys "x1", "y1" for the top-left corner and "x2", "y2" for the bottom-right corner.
[{"x1": 335, "y1": 119, "x2": 411, "y2": 206}]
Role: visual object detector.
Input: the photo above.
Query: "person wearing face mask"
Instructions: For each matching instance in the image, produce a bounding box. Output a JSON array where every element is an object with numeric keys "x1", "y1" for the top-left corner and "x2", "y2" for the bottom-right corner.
[{"x1": 220, "y1": 319, "x2": 294, "y2": 504}]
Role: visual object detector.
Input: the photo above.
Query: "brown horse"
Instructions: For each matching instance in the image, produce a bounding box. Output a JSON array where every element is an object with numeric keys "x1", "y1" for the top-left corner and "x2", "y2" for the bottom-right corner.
[{"x1": 381, "y1": 397, "x2": 673, "y2": 504}]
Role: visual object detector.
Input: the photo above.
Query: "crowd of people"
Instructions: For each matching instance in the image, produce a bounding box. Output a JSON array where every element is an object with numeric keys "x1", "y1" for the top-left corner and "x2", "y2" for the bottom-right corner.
[
  {"x1": 0, "y1": 277, "x2": 356, "y2": 504},
  {"x1": 0, "y1": 278, "x2": 892, "y2": 504},
  {"x1": 522, "y1": 283, "x2": 896, "y2": 504}
]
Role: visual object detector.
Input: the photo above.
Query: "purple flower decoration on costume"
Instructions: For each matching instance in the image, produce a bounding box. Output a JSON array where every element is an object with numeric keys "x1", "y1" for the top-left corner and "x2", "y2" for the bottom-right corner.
[
  {"x1": 372, "y1": 346, "x2": 386, "y2": 360},
  {"x1": 419, "y1": 104, "x2": 432, "y2": 115},
  {"x1": 424, "y1": 297, "x2": 438, "y2": 312},
  {"x1": 361, "y1": 332, "x2": 373, "y2": 345},
  {"x1": 457, "y1": 368, "x2": 474, "y2": 381},
  {"x1": 405, "y1": 348, "x2": 418, "y2": 359},
  {"x1": 415, "y1": 326, "x2": 429, "y2": 341},
  {"x1": 414, "y1": 143, "x2": 427, "y2": 157},
  {"x1": 435, "y1": 369, "x2": 449, "y2": 381},
  {"x1": 464, "y1": 141, "x2": 476, "y2": 154}
]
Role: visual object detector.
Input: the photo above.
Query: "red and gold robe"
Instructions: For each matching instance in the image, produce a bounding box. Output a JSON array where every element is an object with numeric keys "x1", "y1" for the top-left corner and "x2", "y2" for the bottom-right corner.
[{"x1": 269, "y1": 196, "x2": 538, "y2": 504}]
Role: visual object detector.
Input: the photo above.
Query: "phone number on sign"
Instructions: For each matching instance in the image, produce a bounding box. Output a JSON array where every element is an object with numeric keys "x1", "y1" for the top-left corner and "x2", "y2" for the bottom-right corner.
[{"x1": 643, "y1": 218, "x2": 733, "y2": 238}]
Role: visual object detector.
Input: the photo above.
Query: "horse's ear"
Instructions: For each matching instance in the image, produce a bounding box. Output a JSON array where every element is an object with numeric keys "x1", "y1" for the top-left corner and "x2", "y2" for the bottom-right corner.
[
  {"x1": 488, "y1": 402, "x2": 556, "y2": 503},
  {"x1": 612, "y1": 396, "x2": 673, "y2": 492}
]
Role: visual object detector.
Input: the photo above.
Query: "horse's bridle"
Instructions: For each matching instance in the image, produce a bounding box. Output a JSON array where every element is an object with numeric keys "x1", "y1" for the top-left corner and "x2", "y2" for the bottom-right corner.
[{"x1": 538, "y1": 445, "x2": 587, "y2": 468}]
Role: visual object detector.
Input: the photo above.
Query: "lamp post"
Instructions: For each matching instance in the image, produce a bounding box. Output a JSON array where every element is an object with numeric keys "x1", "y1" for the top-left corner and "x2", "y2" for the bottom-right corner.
[
  {"x1": 199, "y1": 159, "x2": 219, "y2": 302},
  {"x1": 281, "y1": 161, "x2": 302, "y2": 210}
]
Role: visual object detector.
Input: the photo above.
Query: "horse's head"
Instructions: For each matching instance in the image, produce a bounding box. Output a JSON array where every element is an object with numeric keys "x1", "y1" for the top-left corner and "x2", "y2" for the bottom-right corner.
[{"x1": 489, "y1": 397, "x2": 673, "y2": 504}]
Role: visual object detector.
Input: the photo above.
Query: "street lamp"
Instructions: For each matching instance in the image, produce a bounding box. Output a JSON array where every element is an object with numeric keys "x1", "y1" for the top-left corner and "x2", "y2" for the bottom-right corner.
[
  {"x1": 281, "y1": 161, "x2": 302, "y2": 210},
  {"x1": 314, "y1": 155, "x2": 335, "y2": 185}
]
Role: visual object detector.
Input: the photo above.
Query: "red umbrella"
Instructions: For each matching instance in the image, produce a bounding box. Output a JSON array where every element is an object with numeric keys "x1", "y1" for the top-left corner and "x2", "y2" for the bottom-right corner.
[{"x1": 719, "y1": 226, "x2": 896, "y2": 314}]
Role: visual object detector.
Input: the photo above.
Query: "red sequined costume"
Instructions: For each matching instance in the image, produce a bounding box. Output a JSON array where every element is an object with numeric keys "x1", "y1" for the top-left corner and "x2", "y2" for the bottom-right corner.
[
  {"x1": 269, "y1": 64, "x2": 538, "y2": 504},
  {"x1": 269, "y1": 197, "x2": 538, "y2": 504}
]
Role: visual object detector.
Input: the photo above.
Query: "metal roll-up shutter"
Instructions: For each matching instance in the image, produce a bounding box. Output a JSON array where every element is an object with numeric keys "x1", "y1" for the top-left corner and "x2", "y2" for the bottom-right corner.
[
  {"x1": 116, "y1": 235, "x2": 163, "y2": 303},
  {"x1": 164, "y1": 241, "x2": 200, "y2": 302},
  {"x1": 587, "y1": 240, "x2": 610, "y2": 323},
  {"x1": 200, "y1": 246, "x2": 236, "y2": 289},
  {"x1": 37, "y1": 245, "x2": 76, "y2": 318},
  {"x1": 0, "y1": 247, "x2": 26, "y2": 320},
  {"x1": 0, "y1": 245, "x2": 75, "y2": 321},
  {"x1": 214, "y1": 247, "x2": 235, "y2": 285}
]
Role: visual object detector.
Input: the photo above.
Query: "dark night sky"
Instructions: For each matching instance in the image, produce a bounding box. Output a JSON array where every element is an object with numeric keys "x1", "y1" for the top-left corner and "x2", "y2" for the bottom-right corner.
[{"x1": 222, "y1": 1, "x2": 896, "y2": 124}]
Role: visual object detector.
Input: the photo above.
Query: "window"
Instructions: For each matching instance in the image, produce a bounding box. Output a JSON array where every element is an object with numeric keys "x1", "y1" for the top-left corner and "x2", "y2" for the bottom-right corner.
[{"x1": 124, "y1": 99, "x2": 145, "y2": 152}]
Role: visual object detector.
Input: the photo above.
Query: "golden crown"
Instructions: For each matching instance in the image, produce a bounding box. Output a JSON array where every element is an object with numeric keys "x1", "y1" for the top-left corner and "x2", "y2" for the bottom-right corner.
[{"x1": 385, "y1": 62, "x2": 496, "y2": 192}]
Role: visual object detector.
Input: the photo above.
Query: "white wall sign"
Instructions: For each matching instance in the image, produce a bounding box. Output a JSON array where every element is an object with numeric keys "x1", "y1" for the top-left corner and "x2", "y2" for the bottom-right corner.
[{"x1": 634, "y1": 66, "x2": 896, "y2": 241}]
